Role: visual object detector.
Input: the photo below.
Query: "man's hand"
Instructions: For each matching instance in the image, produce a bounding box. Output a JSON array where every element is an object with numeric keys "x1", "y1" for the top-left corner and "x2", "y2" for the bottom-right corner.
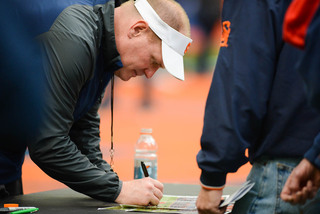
[
  {"x1": 196, "y1": 187, "x2": 226, "y2": 214},
  {"x1": 281, "y1": 158, "x2": 320, "y2": 205},
  {"x1": 115, "y1": 177, "x2": 163, "y2": 206}
]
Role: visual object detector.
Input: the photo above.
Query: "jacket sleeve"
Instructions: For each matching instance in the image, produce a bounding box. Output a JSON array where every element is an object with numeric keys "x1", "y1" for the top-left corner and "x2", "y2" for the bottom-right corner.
[
  {"x1": 28, "y1": 24, "x2": 121, "y2": 201},
  {"x1": 295, "y1": 6, "x2": 320, "y2": 111},
  {"x1": 196, "y1": 0, "x2": 287, "y2": 187},
  {"x1": 69, "y1": 95, "x2": 110, "y2": 172},
  {"x1": 304, "y1": 133, "x2": 320, "y2": 169}
]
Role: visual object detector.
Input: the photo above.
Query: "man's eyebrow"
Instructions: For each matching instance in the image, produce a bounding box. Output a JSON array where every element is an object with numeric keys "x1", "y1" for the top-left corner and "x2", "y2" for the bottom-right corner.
[
  {"x1": 157, "y1": 56, "x2": 165, "y2": 68},
  {"x1": 152, "y1": 55, "x2": 164, "y2": 68},
  {"x1": 160, "y1": 61, "x2": 165, "y2": 68}
]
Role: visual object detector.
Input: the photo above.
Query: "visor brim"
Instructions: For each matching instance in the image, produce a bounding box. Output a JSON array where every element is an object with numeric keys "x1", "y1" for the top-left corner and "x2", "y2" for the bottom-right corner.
[{"x1": 159, "y1": 41, "x2": 185, "y2": 81}]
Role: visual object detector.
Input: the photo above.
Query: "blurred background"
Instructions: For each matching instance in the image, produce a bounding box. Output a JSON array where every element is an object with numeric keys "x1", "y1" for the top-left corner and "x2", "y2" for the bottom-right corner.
[{"x1": 22, "y1": 0, "x2": 251, "y2": 194}]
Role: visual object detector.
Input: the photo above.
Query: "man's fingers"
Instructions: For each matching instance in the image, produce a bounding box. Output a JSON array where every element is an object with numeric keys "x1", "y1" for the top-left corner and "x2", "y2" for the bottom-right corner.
[
  {"x1": 291, "y1": 191, "x2": 302, "y2": 204},
  {"x1": 281, "y1": 193, "x2": 293, "y2": 203},
  {"x1": 152, "y1": 179, "x2": 164, "y2": 192},
  {"x1": 149, "y1": 194, "x2": 160, "y2": 206},
  {"x1": 300, "y1": 181, "x2": 318, "y2": 202},
  {"x1": 141, "y1": 177, "x2": 163, "y2": 205},
  {"x1": 153, "y1": 185, "x2": 163, "y2": 200},
  {"x1": 150, "y1": 179, "x2": 163, "y2": 205},
  {"x1": 281, "y1": 184, "x2": 294, "y2": 202}
]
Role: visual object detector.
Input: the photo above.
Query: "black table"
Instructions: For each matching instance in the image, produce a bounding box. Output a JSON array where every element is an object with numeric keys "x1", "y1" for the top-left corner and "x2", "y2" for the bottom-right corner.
[{"x1": 1, "y1": 183, "x2": 239, "y2": 213}]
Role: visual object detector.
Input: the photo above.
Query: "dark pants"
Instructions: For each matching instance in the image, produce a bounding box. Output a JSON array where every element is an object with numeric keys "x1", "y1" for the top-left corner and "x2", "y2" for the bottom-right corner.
[{"x1": 0, "y1": 177, "x2": 23, "y2": 198}]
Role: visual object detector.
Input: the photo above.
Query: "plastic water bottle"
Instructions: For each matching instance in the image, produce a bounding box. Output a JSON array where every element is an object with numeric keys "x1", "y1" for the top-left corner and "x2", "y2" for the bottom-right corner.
[{"x1": 134, "y1": 128, "x2": 158, "y2": 179}]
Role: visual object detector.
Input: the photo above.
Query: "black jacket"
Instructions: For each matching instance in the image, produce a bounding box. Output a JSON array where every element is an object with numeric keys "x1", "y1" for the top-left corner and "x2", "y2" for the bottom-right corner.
[{"x1": 29, "y1": 1, "x2": 123, "y2": 201}]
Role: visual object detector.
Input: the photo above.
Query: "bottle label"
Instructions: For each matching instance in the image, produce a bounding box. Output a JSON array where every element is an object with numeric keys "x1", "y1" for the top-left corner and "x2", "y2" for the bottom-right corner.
[{"x1": 134, "y1": 160, "x2": 157, "y2": 179}]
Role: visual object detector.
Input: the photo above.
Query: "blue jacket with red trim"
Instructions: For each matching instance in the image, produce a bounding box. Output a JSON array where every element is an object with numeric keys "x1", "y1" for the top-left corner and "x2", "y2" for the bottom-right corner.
[
  {"x1": 197, "y1": 0, "x2": 320, "y2": 187},
  {"x1": 283, "y1": 0, "x2": 320, "y2": 169}
]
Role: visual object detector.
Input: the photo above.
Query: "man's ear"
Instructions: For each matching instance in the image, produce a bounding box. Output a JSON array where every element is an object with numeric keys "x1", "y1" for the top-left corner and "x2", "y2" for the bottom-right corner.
[{"x1": 128, "y1": 20, "x2": 149, "y2": 38}]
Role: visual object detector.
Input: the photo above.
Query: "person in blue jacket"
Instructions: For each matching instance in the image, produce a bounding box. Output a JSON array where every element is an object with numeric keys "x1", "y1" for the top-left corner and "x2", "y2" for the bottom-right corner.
[
  {"x1": 0, "y1": 0, "x2": 109, "y2": 199},
  {"x1": 0, "y1": 0, "x2": 45, "y2": 198},
  {"x1": 196, "y1": 0, "x2": 320, "y2": 213},
  {"x1": 281, "y1": 0, "x2": 320, "y2": 205}
]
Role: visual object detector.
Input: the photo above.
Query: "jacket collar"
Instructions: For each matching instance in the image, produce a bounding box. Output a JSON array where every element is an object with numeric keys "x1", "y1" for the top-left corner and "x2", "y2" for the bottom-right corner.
[{"x1": 94, "y1": 1, "x2": 123, "y2": 71}]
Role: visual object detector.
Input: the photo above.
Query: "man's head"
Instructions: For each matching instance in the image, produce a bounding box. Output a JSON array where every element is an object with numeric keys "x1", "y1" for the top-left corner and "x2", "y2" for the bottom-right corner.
[{"x1": 114, "y1": 0, "x2": 192, "y2": 81}]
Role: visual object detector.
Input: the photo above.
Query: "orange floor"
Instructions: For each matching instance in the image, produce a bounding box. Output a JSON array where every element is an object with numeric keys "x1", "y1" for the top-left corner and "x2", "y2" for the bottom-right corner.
[{"x1": 22, "y1": 71, "x2": 251, "y2": 194}]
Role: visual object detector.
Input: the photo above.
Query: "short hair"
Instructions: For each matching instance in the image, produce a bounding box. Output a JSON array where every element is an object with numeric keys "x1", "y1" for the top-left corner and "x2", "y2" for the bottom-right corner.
[{"x1": 124, "y1": 0, "x2": 191, "y2": 38}]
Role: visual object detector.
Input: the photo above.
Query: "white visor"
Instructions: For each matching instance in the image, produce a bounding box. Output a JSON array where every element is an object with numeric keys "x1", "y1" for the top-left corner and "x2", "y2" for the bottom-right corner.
[{"x1": 134, "y1": 0, "x2": 192, "y2": 80}]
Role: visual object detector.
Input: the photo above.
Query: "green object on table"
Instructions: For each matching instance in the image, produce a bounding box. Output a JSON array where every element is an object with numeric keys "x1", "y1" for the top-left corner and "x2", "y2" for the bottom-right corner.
[{"x1": 10, "y1": 208, "x2": 39, "y2": 214}]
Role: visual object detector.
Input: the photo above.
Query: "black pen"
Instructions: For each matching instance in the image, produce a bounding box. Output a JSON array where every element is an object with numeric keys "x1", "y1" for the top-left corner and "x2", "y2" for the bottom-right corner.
[{"x1": 141, "y1": 161, "x2": 149, "y2": 177}]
